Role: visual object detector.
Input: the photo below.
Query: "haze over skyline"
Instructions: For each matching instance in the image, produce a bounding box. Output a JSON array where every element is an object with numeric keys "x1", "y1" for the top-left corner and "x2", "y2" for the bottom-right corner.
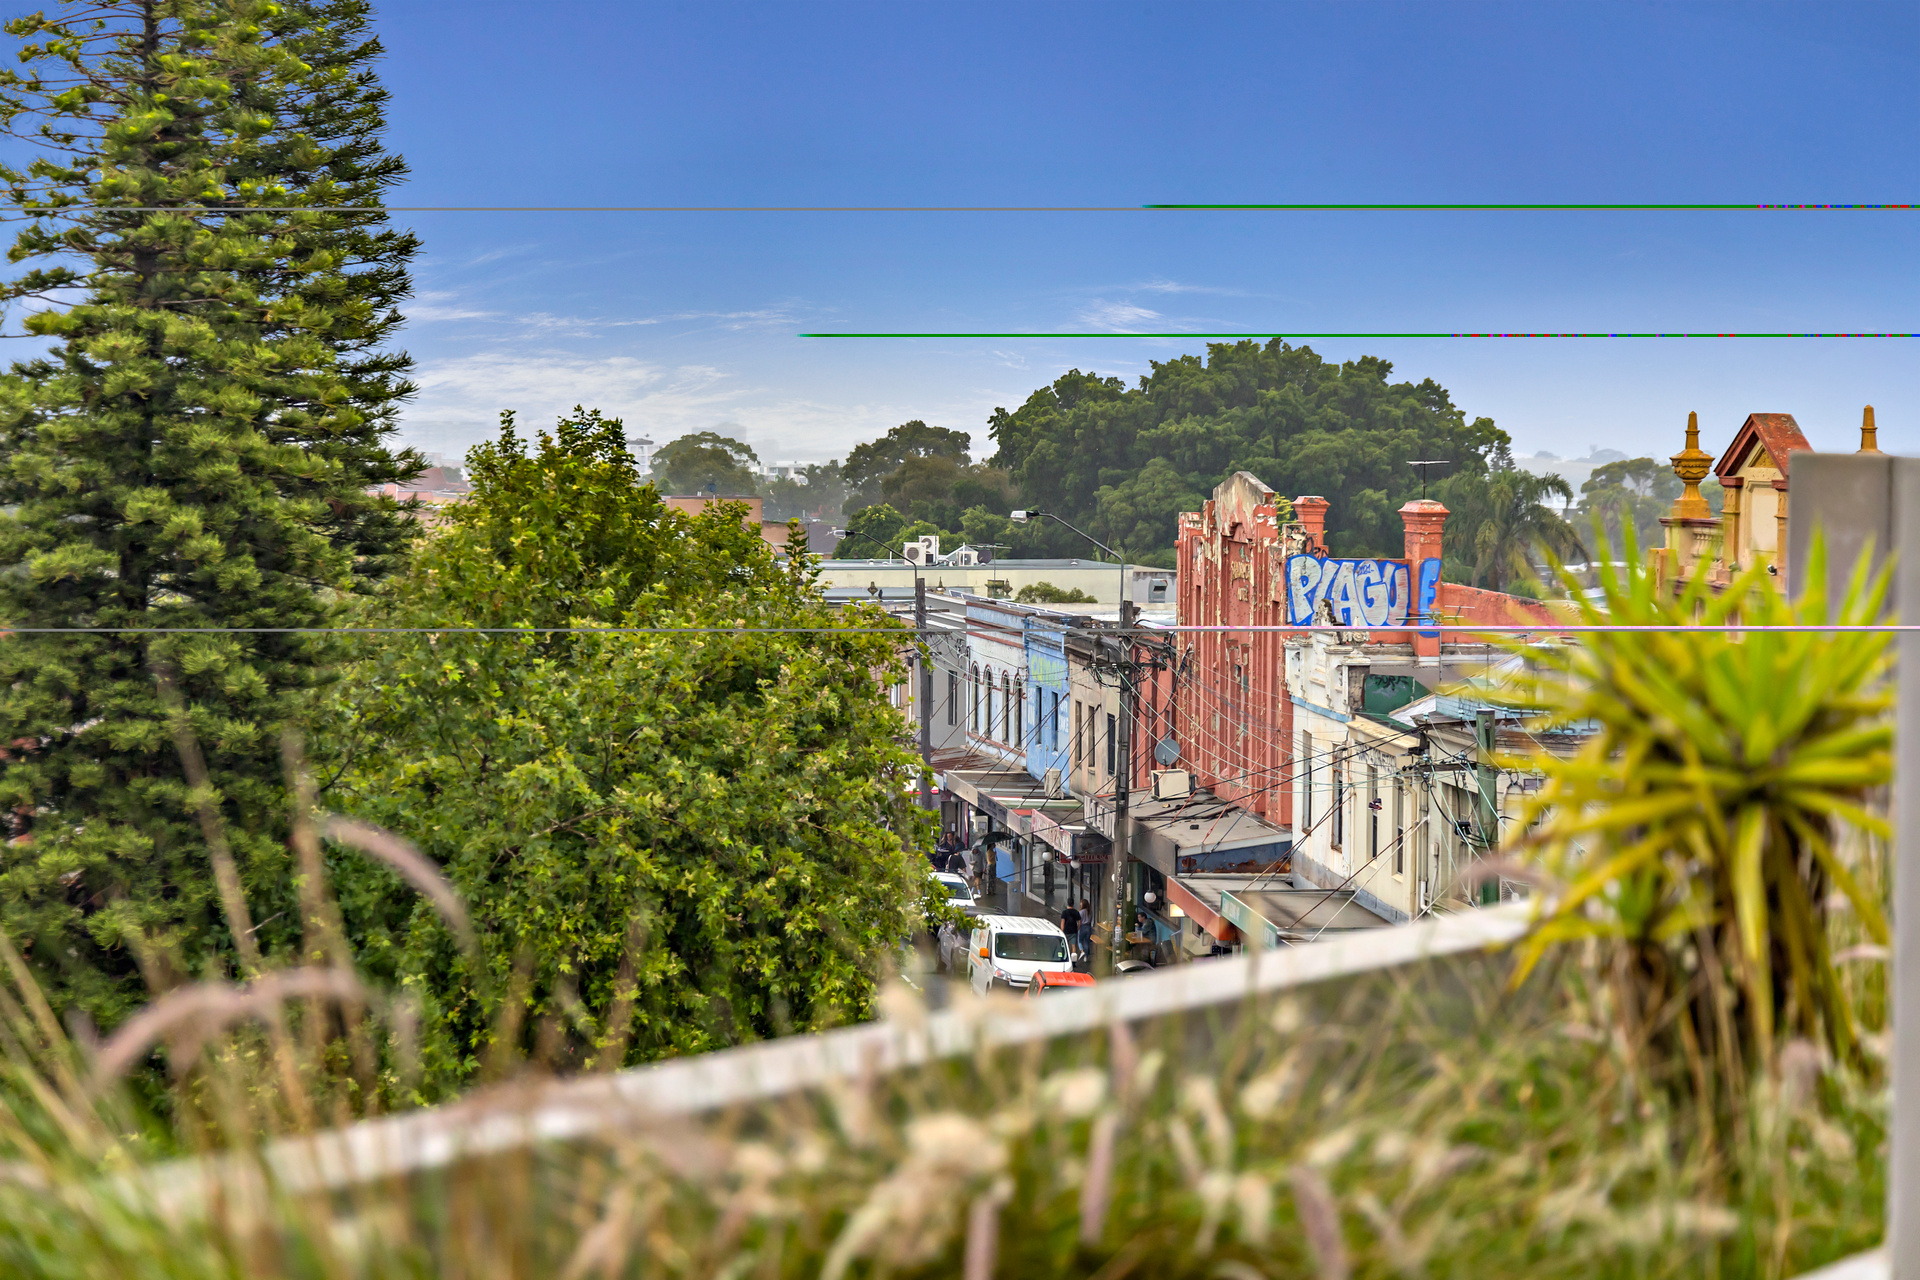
[{"x1": 374, "y1": 1, "x2": 1919, "y2": 469}]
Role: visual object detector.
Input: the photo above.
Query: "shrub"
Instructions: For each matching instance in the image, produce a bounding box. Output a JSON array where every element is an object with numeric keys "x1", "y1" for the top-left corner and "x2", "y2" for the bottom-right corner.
[
  {"x1": 320, "y1": 410, "x2": 932, "y2": 1089},
  {"x1": 1014, "y1": 582, "x2": 1098, "y2": 605},
  {"x1": 1503, "y1": 548, "x2": 1890, "y2": 1115}
]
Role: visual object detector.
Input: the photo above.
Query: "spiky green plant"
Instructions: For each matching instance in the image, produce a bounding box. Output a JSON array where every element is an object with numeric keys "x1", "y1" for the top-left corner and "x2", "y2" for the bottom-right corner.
[{"x1": 1503, "y1": 547, "x2": 1890, "y2": 1104}]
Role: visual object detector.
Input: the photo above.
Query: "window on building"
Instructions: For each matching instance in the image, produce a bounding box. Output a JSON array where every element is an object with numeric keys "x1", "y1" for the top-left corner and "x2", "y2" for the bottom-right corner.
[
  {"x1": 1367, "y1": 764, "x2": 1379, "y2": 861},
  {"x1": 1416, "y1": 789, "x2": 1430, "y2": 890},
  {"x1": 1105, "y1": 712, "x2": 1117, "y2": 777},
  {"x1": 1299, "y1": 731, "x2": 1314, "y2": 830},
  {"x1": 984, "y1": 673, "x2": 994, "y2": 739},
  {"x1": 1072, "y1": 700, "x2": 1083, "y2": 767},
  {"x1": 1001, "y1": 672, "x2": 1013, "y2": 743},
  {"x1": 1015, "y1": 682, "x2": 1025, "y2": 749},
  {"x1": 1393, "y1": 778, "x2": 1406, "y2": 876},
  {"x1": 971, "y1": 665, "x2": 981, "y2": 733},
  {"x1": 1332, "y1": 760, "x2": 1345, "y2": 850},
  {"x1": 947, "y1": 672, "x2": 958, "y2": 727}
]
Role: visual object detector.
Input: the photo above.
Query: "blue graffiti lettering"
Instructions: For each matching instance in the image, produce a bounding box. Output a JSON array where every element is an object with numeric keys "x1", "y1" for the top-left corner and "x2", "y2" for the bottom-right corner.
[{"x1": 1283, "y1": 555, "x2": 1412, "y2": 627}]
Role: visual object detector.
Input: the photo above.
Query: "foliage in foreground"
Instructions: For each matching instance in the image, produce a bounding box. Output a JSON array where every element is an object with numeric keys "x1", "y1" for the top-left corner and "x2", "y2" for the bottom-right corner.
[
  {"x1": 0, "y1": 948, "x2": 1886, "y2": 1279},
  {"x1": 0, "y1": 0, "x2": 420, "y2": 1024},
  {"x1": 1503, "y1": 550, "x2": 1891, "y2": 1116},
  {"x1": 320, "y1": 411, "x2": 932, "y2": 1089}
]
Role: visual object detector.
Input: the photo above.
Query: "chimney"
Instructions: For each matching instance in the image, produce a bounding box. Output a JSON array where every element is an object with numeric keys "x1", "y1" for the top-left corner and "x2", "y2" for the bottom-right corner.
[
  {"x1": 1399, "y1": 498, "x2": 1449, "y2": 565},
  {"x1": 1400, "y1": 499, "x2": 1449, "y2": 658},
  {"x1": 1858, "y1": 405, "x2": 1883, "y2": 454},
  {"x1": 1293, "y1": 495, "x2": 1330, "y2": 554}
]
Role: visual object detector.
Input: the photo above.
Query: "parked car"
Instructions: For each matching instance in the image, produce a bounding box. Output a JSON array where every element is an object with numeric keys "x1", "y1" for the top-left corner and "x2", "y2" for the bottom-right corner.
[
  {"x1": 968, "y1": 914, "x2": 1073, "y2": 995},
  {"x1": 936, "y1": 918, "x2": 974, "y2": 973},
  {"x1": 1025, "y1": 970, "x2": 1095, "y2": 997},
  {"x1": 930, "y1": 871, "x2": 976, "y2": 912}
]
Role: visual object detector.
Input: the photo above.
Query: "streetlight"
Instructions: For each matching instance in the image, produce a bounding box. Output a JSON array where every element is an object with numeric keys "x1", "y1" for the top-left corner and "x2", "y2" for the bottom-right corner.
[
  {"x1": 833, "y1": 525, "x2": 936, "y2": 814},
  {"x1": 1010, "y1": 509, "x2": 1136, "y2": 975}
]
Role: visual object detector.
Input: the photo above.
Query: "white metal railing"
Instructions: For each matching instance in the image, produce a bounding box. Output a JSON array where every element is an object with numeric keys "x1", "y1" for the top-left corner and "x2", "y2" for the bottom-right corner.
[
  {"x1": 1801, "y1": 1253, "x2": 1887, "y2": 1280},
  {"x1": 144, "y1": 903, "x2": 1532, "y2": 1211}
]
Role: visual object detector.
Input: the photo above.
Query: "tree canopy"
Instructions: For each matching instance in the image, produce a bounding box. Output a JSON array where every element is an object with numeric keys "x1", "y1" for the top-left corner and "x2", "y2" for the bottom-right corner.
[
  {"x1": 1575, "y1": 457, "x2": 1682, "y2": 553},
  {"x1": 651, "y1": 430, "x2": 760, "y2": 495},
  {"x1": 843, "y1": 420, "x2": 971, "y2": 503},
  {"x1": 323, "y1": 410, "x2": 930, "y2": 1086},
  {"x1": 985, "y1": 341, "x2": 1529, "y2": 566}
]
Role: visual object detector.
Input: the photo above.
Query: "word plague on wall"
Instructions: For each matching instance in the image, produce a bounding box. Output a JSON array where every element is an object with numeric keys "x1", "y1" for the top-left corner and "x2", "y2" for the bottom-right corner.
[{"x1": 1285, "y1": 555, "x2": 1415, "y2": 628}]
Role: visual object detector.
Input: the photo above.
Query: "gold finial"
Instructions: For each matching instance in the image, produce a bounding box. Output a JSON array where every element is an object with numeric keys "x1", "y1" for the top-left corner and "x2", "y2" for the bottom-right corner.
[
  {"x1": 1858, "y1": 405, "x2": 1882, "y2": 454},
  {"x1": 1670, "y1": 410, "x2": 1713, "y2": 519}
]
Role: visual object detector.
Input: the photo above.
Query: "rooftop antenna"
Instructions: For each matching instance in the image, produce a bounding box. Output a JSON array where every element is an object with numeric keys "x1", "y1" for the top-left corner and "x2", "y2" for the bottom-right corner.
[{"x1": 1407, "y1": 459, "x2": 1452, "y2": 501}]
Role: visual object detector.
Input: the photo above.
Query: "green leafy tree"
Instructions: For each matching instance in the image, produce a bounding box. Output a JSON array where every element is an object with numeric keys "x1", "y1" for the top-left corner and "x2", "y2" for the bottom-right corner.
[
  {"x1": 323, "y1": 411, "x2": 929, "y2": 1084},
  {"x1": 0, "y1": 0, "x2": 419, "y2": 1019},
  {"x1": 843, "y1": 420, "x2": 970, "y2": 508},
  {"x1": 876, "y1": 455, "x2": 1017, "y2": 533},
  {"x1": 1576, "y1": 457, "x2": 1681, "y2": 550},
  {"x1": 987, "y1": 343, "x2": 1509, "y2": 564},
  {"x1": 833, "y1": 502, "x2": 907, "y2": 557},
  {"x1": 651, "y1": 430, "x2": 759, "y2": 495},
  {"x1": 1092, "y1": 457, "x2": 1213, "y2": 568}
]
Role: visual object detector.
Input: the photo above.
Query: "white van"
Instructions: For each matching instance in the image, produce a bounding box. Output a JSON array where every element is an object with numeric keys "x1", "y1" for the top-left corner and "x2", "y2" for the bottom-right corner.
[{"x1": 968, "y1": 914, "x2": 1073, "y2": 995}]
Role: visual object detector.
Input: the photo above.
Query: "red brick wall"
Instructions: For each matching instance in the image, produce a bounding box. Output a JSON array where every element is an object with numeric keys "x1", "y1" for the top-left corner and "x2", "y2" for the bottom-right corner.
[{"x1": 1171, "y1": 478, "x2": 1295, "y2": 830}]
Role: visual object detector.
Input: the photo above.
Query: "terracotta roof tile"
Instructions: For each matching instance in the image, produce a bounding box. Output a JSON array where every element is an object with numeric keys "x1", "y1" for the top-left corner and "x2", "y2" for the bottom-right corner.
[{"x1": 1713, "y1": 413, "x2": 1812, "y2": 480}]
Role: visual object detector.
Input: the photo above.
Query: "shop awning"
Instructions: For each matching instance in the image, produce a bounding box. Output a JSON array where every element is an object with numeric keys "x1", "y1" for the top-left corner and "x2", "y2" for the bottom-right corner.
[
  {"x1": 940, "y1": 767, "x2": 1052, "y2": 821},
  {"x1": 1219, "y1": 887, "x2": 1394, "y2": 947},
  {"x1": 1084, "y1": 788, "x2": 1292, "y2": 876}
]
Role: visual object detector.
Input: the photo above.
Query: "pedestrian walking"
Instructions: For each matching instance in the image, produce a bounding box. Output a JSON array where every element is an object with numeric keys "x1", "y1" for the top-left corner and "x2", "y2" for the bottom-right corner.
[
  {"x1": 1076, "y1": 897, "x2": 1094, "y2": 962},
  {"x1": 1060, "y1": 902, "x2": 1082, "y2": 962}
]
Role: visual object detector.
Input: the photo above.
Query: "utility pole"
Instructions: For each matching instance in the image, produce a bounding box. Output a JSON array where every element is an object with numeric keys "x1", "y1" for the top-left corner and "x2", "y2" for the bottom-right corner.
[
  {"x1": 915, "y1": 575, "x2": 934, "y2": 811},
  {"x1": 1105, "y1": 597, "x2": 1138, "y2": 972},
  {"x1": 1474, "y1": 707, "x2": 1499, "y2": 906}
]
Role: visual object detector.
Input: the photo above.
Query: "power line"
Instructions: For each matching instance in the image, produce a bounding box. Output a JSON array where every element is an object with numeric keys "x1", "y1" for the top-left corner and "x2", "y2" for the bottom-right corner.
[
  {"x1": 1, "y1": 202, "x2": 1909, "y2": 213},
  {"x1": 802, "y1": 331, "x2": 1920, "y2": 339},
  {"x1": 1147, "y1": 202, "x2": 1916, "y2": 211}
]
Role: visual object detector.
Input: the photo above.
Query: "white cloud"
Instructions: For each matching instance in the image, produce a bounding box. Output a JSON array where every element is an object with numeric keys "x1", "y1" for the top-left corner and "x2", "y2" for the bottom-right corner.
[
  {"x1": 1077, "y1": 300, "x2": 1164, "y2": 330},
  {"x1": 405, "y1": 302, "x2": 503, "y2": 322},
  {"x1": 399, "y1": 291, "x2": 798, "y2": 335},
  {"x1": 401, "y1": 352, "x2": 734, "y2": 452},
  {"x1": 1134, "y1": 278, "x2": 1240, "y2": 296},
  {"x1": 398, "y1": 350, "x2": 922, "y2": 462}
]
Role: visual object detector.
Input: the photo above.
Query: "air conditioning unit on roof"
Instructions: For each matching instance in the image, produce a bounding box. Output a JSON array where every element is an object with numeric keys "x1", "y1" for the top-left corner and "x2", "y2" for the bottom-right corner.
[
  {"x1": 1151, "y1": 769, "x2": 1192, "y2": 801},
  {"x1": 902, "y1": 535, "x2": 941, "y2": 566}
]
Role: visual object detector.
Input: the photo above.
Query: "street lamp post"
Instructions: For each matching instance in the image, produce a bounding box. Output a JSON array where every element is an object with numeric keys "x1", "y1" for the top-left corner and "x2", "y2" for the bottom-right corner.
[
  {"x1": 834, "y1": 526, "x2": 936, "y2": 812},
  {"x1": 1010, "y1": 510, "x2": 1136, "y2": 975}
]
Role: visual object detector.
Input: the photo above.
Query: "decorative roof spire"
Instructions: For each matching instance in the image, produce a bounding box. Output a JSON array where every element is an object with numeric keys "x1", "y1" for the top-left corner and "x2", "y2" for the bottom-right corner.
[
  {"x1": 1858, "y1": 405, "x2": 1883, "y2": 454},
  {"x1": 1669, "y1": 411, "x2": 1713, "y2": 519}
]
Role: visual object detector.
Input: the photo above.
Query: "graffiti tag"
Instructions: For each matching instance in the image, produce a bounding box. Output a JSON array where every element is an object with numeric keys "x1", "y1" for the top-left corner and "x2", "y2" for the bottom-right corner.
[{"x1": 1284, "y1": 555, "x2": 1412, "y2": 627}]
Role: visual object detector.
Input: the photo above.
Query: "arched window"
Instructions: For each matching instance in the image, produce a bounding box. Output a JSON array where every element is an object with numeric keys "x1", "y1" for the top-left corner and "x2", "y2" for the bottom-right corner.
[
  {"x1": 983, "y1": 668, "x2": 993, "y2": 738},
  {"x1": 1001, "y1": 672, "x2": 1013, "y2": 743},
  {"x1": 970, "y1": 664, "x2": 981, "y2": 733},
  {"x1": 1015, "y1": 682, "x2": 1026, "y2": 751}
]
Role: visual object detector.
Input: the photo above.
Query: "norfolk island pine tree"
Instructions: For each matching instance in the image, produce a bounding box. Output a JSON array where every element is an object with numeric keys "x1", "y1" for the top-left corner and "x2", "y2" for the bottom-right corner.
[{"x1": 0, "y1": 0, "x2": 422, "y2": 1022}]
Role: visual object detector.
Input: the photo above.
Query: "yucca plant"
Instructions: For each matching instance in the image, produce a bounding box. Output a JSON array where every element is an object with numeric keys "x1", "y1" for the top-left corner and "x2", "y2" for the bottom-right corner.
[{"x1": 1501, "y1": 545, "x2": 1891, "y2": 1111}]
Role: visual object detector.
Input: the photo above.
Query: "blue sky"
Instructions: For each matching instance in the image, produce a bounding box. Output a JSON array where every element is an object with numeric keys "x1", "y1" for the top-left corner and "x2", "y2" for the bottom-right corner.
[{"x1": 373, "y1": 0, "x2": 1920, "y2": 471}]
